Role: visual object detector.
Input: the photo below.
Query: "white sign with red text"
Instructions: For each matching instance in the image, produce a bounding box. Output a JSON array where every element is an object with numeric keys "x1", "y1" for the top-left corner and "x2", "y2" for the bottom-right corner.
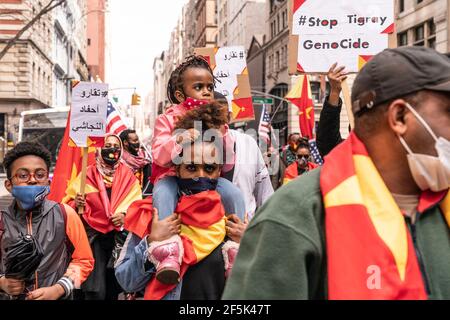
[{"x1": 290, "y1": 0, "x2": 394, "y2": 73}]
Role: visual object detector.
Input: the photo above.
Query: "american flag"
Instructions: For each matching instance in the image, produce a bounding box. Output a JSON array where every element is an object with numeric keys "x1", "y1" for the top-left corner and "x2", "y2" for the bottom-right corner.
[
  {"x1": 258, "y1": 104, "x2": 271, "y2": 145},
  {"x1": 309, "y1": 139, "x2": 323, "y2": 165},
  {"x1": 106, "y1": 100, "x2": 128, "y2": 135}
]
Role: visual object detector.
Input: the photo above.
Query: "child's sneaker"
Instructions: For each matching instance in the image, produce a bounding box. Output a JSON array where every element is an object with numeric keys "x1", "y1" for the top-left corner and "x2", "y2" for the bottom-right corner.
[
  {"x1": 222, "y1": 240, "x2": 239, "y2": 278},
  {"x1": 148, "y1": 235, "x2": 183, "y2": 285}
]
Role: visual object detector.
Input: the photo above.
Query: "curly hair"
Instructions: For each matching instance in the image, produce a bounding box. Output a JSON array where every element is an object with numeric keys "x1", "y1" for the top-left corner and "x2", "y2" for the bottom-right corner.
[
  {"x1": 174, "y1": 101, "x2": 228, "y2": 131},
  {"x1": 167, "y1": 55, "x2": 215, "y2": 104},
  {"x1": 296, "y1": 137, "x2": 310, "y2": 151},
  {"x1": 3, "y1": 142, "x2": 52, "y2": 178}
]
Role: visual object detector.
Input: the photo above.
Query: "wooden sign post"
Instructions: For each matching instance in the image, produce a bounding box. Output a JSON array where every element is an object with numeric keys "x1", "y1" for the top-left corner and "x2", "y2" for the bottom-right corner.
[{"x1": 78, "y1": 147, "x2": 89, "y2": 214}]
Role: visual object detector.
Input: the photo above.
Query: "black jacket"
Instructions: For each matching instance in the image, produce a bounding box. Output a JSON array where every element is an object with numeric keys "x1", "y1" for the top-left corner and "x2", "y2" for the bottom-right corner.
[{"x1": 316, "y1": 96, "x2": 344, "y2": 158}]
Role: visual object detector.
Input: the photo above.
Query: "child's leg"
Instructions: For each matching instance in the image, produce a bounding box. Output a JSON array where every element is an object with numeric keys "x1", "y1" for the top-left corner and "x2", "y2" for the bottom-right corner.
[
  {"x1": 152, "y1": 176, "x2": 179, "y2": 220},
  {"x1": 216, "y1": 178, "x2": 246, "y2": 220}
]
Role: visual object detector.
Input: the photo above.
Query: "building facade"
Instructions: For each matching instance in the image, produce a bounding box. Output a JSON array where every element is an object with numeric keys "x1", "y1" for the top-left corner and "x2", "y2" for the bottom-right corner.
[
  {"x1": 194, "y1": 0, "x2": 218, "y2": 48},
  {"x1": 227, "y1": 0, "x2": 265, "y2": 49},
  {"x1": 53, "y1": 0, "x2": 89, "y2": 108},
  {"x1": 395, "y1": 0, "x2": 449, "y2": 53},
  {"x1": 87, "y1": 0, "x2": 107, "y2": 81}
]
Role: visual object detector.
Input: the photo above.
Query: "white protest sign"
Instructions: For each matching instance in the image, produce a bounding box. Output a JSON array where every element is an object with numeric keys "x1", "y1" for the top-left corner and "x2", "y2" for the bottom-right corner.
[
  {"x1": 70, "y1": 82, "x2": 108, "y2": 147},
  {"x1": 292, "y1": 0, "x2": 394, "y2": 35},
  {"x1": 214, "y1": 46, "x2": 248, "y2": 109},
  {"x1": 290, "y1": 0, "x2": 394, "y2": 73},
  {"x1": 297, "y1": 34, "x2": 388, "y2": 73}
]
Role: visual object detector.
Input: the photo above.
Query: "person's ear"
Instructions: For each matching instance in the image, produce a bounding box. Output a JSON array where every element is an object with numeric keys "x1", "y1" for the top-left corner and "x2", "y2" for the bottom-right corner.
[
  {"x1": 5, "y1": 178, "x2": 12, "y2": 194},
  {"x1": 175, "y1": 90, "x2": 185, "y2": 103},
  {"x1": 387, "y1": 99, "x2": 409, "y2": 136}
]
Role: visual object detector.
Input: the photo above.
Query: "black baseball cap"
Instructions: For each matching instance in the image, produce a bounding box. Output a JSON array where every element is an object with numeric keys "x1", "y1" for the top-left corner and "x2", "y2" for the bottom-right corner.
[{"x1": 352, "y1": 46, "x2": 450, "y2": 115}]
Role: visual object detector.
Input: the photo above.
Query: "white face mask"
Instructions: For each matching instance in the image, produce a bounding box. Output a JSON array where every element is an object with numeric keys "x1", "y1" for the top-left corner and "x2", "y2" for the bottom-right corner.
[{"x1": 398, "y1": 103, "x2": 450, "y2": 192}]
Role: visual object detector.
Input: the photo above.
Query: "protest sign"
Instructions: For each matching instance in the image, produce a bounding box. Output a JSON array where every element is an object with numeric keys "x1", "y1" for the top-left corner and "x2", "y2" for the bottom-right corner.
[
  {"x1": 69, "y1": 81, "x2": 108, "y2": 213},
  {"x1": 195, "y1": 46, "x2": 255, "y2": 123},
  {"x1": 292, "y1": 0, "x2": 394, "y2": 36},
  {"x1": 288, "y1": 0, "x2": 394, "y2": 73},
  {"x1": 70, "y1": 81, "x2": 108, "y2": 147}
]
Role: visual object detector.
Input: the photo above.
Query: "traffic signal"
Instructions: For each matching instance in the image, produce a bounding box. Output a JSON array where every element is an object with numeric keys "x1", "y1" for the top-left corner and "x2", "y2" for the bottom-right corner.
[{"x1": 131, "y1": 93, "x2": 141, "y2": 105}]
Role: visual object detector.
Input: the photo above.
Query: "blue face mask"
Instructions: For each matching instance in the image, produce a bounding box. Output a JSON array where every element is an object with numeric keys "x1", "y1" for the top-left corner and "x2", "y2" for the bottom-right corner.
[
  {"x1": 11, "y1": 185, "x2": 50, "y2": 211},
  {"x1": 177, "y1": 177, "x2": 218, "y2": 195}
]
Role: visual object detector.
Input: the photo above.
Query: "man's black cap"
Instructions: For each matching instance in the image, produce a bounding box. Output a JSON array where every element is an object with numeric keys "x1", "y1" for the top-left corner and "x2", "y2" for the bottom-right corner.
[{"x1": 352, "y1": 46, "x2": 450, "y2": 115}]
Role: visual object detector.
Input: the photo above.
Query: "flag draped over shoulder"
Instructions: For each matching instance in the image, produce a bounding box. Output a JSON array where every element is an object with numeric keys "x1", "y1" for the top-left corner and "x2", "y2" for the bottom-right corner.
[
  {"x1": 49, "y1": 100, "x2": 128, "y2": 203},
  {"x1": 64, "y1": 163, "x2": 142, "y2": 234},
  {"x1": 283, "y1": 161, "x2": 318, "y2": 185},
  {"x1": 320, "y1": 132, "x2": 450, "y2": 300},
  {"x1": 48, "y1": 113, "x2": 96, "y2": 203},
  {"x1": 125, "y1": 190, "x2": 226, "y2": 300},
  {"x1": 286, "y1": 75, "x2": 315, "y2": 139}
]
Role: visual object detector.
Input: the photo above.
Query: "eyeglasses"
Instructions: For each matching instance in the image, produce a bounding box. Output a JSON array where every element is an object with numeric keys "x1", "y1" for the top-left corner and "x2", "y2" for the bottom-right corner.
[
  {"x1": 11, "y1": 169, "x2": 49, "y2": 183},
  {"x1": 296, "y1": 155, "x2": 310, "y2": 160}
]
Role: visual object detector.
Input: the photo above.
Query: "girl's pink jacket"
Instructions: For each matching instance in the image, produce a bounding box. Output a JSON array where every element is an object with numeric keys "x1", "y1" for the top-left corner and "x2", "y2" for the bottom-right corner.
[{"x1": 151, "y1": 104, "x2": 235, "y2": 184}]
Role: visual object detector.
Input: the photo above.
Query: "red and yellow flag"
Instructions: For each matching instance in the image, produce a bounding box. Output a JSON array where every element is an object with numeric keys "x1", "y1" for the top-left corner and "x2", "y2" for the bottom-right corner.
[
  {"x1": 125, "y1": 190, "x2": 226, "y2": 300},
  {"x1": 285, "y1": 75, "x2": 315, "y2": 139},
  {"x1": 48, "y1": 113, "x2": 96, "y2": 203},
  {"x1": 320, "y1": 132, "x2": 450, "y2": 299},
  {"x1": 64, "y1": 163, "x2": 142, "y2": 234}
]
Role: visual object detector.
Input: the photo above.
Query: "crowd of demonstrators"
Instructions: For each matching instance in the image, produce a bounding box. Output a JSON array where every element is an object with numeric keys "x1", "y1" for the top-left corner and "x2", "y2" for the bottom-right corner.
[
  {"x1": 63, "y1": 134, "x2": 142, "y2": 300},
  {"x1": 282, "y1": 137, "x2": 319, "y2": 185},
  {"x1": 115, "y1": 103, "x2": 248, "y2": 299},
  {"x1": 223, "y1": 46, "x2": 450, "y2": 299},
  {"x1": 0, "y1": 142, "x2": 94, "y2": 300},
  {"x1": 119, "y1": 129, "x2": 152, "y2": 195},
  {"x1": 1, "y1": 47, "x2": 448, "y2": 301}
]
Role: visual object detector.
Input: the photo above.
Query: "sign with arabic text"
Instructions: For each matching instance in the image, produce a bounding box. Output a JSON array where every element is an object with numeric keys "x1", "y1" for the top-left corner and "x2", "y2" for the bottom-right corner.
[
  {"x1": 195, "y1": 46, "x2": 255, "y2": 123},
  {"x1": 70, "y1": 81, "x2": 108, "y2": 147}
]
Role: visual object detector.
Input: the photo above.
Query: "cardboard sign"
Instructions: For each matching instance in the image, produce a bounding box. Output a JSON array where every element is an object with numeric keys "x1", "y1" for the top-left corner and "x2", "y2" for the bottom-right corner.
[
  {"x1": 292, "y1": 0, "x2": 394, "y2": 35},
  {"x1": 288, "y1": 0, "x2": 394, "y2": 73},
  {"x1": 195, "y1": 46, "x2": 255, "y2": 123},
  {"x1": 70, "y1": 81, "x2": 108, "y2": 147}
]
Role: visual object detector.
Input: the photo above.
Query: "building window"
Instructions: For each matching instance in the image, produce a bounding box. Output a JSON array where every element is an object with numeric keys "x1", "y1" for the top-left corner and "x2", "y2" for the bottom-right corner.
[
  {"x1": 87, "y1": 38, "x2": 91, "y2": 46},
  {"x1": 412, "y1": 20, "x2": 435, "y2": 48},
  {"x1": 282, "y1": 10, "x2": 288, "y2": 29},
  {"x1": 268, "y1": 55, "x2": 273, "y2": 74},
  {"x1": 414, "y1": 24, "x2": 424, "y2": 46},
  {"x1": 399, "y1": 0, "x2": 405, "y2": 12},
  {"x1": 427, "y1": 19, "x2": 436, "y2": 49},
  {"x1": 398, "y1": 31, "x2": 408, "y2": 46},
  {"x1": 277, "y1": 14, "x2": 280, "y2": 34},
  {"x1": 417, "y1": 0, "x2": 423, "y2": 4},
  {"x1": 275, "y1": 51, "x2": 280, "y2": 71}
]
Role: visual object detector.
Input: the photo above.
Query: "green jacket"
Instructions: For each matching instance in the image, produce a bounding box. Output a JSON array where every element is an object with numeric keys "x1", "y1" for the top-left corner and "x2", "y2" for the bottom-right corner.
[{"x1": 222, "y1": 168, "x2": 450, "y2": 300}]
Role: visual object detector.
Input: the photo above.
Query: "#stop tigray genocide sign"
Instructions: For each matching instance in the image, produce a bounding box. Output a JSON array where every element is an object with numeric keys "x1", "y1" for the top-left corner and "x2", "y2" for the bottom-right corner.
[{"x1": 289, "y1": 0, "x2": 394, "y2": 73}]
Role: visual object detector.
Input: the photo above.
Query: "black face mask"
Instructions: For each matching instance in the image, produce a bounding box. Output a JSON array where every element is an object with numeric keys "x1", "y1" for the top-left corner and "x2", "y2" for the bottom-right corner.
[
  {"x1": 177, "y1": 177, "x2": 218, "y2": 195},
  {"x1": 128, "y1": 142, "x2": 140, "y2": 155},
  {"x1": 101, "y1": 147, "x2": 120, "y2": 165}
]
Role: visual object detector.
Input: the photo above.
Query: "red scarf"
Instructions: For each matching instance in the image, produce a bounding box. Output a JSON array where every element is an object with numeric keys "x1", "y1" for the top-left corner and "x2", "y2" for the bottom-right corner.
[
  {"x1": 320, "y1": 132, "x2": 450, "y2": 300},
  {"x1": 283, "y1": 161, "x2": 318, "y2": 185},
  {"x1": 125, "y1": 190, "x2": 226, "y2": 300},
  {"x1": 65, "y1": 163, "x2": 141, "y2": 233},
  {"x1": 122, "y1": 149, "x2": 151, "y2": 173}
]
